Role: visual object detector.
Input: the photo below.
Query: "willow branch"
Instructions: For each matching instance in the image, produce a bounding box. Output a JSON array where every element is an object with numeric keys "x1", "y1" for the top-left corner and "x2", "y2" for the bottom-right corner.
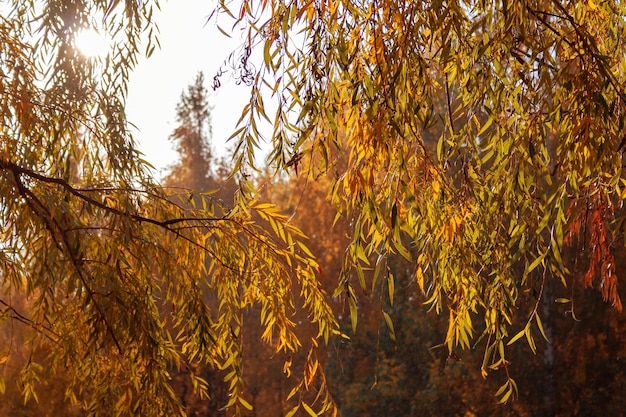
[
  {"x1": 0, "y1": 159, "x2": 229, "y2": 227},
  {"x1": 0, "y1": 299, "x2": 60, "y2": 343}
]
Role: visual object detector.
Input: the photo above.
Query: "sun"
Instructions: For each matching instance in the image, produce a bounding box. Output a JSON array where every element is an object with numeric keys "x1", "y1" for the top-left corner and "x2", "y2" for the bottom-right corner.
[{"x1": 74, "y1": 28, "x2": 111, "y2": 58}]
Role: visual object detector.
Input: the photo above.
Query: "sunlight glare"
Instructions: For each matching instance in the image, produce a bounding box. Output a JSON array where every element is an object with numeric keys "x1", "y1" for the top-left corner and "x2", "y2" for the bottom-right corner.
[{"x1": 74, "y1": 28, "x2": 111, "y2": 58}]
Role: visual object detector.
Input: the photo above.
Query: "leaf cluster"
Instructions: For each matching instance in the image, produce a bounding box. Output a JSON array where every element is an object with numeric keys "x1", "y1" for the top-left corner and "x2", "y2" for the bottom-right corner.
[
  {"x1": 1, "y1": 1, "x2": 339, "y2": 415},
  {"x1": 214, "y1": 0, "x2": 626, "y2": 401}
]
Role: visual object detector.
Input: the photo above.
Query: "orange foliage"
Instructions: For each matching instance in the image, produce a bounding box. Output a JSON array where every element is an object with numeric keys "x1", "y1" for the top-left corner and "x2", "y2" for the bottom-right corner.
[{"x1": 565, "y1": 183, "x2": 622, "y2": 311}]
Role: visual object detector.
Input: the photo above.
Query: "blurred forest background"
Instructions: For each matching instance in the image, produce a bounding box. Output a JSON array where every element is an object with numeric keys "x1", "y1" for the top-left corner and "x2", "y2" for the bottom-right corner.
[{"x1": 2, "y1": 71, "x2": 624, "y2": 417}]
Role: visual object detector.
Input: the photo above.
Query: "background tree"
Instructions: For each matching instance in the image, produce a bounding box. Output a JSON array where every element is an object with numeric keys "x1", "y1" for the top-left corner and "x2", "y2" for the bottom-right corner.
[
  {"x1": 164, "y1": 71, "x2": 238, "y2": 210},
  {"x1": 165, "y1": 71, "x2": 216, "y2": 192},
  {"x1": 0, "y1": 2, "x2": 337, "y2": 416},
  {"x1": 217, "y1": 0, "x2": 626, "y2": 400},
  {"x1": 162, "y1": 73, "x2": 227, "y2": 417}
]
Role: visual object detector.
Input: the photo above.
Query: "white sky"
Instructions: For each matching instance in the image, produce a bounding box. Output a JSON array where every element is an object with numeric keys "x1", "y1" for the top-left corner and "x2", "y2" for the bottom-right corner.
[{"x1": 126, "y1": 0, "x2": 251, "y2": 178}]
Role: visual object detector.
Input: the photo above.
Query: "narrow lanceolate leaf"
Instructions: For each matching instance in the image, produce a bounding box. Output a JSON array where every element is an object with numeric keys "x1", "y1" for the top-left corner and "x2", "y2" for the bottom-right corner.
[
  {"x1": 217, "y1": 0, "x2": 626, "y2": 408},
  {"x1": 535, "y1": 314, "x2": 549, "y2": 342},
  {"x1": 285, "y1": 405, "x2": 300, "y2": 417},
  {"x1": 239, "y1": 396, "x2": 254, "y2": 411},
  {"x1": 525, "y1": 251, "x2": 548, "y2": 276},
  {"x1": 507, "y1": 327, "x2": 527, "y2": 346},
  {"x1": 6, "y1": 0, "x2": 626, "y2": 413},
  {"x1": 302, "y1": 402, "x2": 318, "y2": 417},
  {"x1": 382, "y1": 310, "x2": 396, "y2": 343},
  {"x1": 372, "y1": 254, "x2": 386, "y2": 293},
  {"x1": 387, "y1": 272, "x2": 395, "y2": 306},
  {"x1": 348, "y1": 293, "x2": 358, "y2": 334}
]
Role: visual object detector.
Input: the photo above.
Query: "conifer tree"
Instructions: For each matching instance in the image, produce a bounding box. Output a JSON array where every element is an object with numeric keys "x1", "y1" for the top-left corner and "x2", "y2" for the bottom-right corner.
[{"x1": 166, "y1": 71, "x2": 214, "y2": 191}]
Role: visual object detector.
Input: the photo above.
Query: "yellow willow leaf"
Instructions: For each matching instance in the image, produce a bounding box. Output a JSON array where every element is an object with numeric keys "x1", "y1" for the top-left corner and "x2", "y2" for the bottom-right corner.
[
  {"x1": 382, "y1": 310, "x2": 396, "y2": 343},
  {"x1": 498, "y1": 387, "x2": 513, "y2": 404},
  {"x1": 348, "y1": 295, "x2": 358, "y2": 334},
  {"x1": 387, "y1": 272, "x2": 395, "y2": 306},
  {"x1": 239, "y1": 396, "x2": 253, "y2": 411},
  {"x1": 302, "y1": 402, "x2": 318, "y2": 417},
  {"x1": 285, "y1": 405, "x2": 300, "y2": 417},
  {"x1": 415, "y1": 266, "x2": 425, "y2": 292},
  {"x1": 535, "y1": 314, "x2": 550, "y2": 342}
]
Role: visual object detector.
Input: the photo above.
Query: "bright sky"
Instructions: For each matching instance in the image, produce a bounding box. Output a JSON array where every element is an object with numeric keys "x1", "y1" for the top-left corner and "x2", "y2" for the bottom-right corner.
[{"x1": 125, "y1": 0, "x2": 250, "y2": 178}]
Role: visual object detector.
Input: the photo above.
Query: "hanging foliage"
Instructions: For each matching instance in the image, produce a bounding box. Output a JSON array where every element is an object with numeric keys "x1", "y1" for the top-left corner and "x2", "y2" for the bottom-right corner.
[
  {"x1": 0, "y1": 1, "x2": 338, "y2": 415},
  {"x1": 215, "y1": 0, "x2": 626, "y2": 403}
]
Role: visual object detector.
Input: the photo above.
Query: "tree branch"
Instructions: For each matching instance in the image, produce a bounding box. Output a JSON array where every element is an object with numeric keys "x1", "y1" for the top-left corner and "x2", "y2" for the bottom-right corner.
[
  {"x1": 10, "y1": 169, "x2": 124, "y2": 353},
  {"x1": 0, "y1": 159, "x2": 229, "y2": 227},
  {"x1": 0, "y1": 299, "x2": 60, "y2": 343}
]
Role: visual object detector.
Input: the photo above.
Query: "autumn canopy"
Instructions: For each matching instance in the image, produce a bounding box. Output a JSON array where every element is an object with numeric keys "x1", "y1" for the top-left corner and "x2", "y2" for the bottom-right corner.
[{"x1": 1, "y1": 0, "x2": 626, "y2": 415}]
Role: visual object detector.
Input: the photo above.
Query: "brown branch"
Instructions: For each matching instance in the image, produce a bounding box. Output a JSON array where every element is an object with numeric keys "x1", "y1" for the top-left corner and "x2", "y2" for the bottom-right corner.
[
  {"x1": 11, "y1": 169, "x2": 124, "y2": 354},
  {"x1": 444, "y1": 73, "x2": 456, "y2": 137},
  {"x1": 0, "y1": 159, "x2": 229, "y2": 227},
  {"x1": 0, "y1": 299, "x2": 60, "y2": 343}
]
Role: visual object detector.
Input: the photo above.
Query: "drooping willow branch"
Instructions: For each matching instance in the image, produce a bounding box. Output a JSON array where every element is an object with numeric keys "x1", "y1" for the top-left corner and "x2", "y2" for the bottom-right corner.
[
  {"x1": 0, "y1": 299, "x2": 60, "y2": 343},
  {"x1": 0, "y1": 159, "x2": 230, "y2": 228},
  {"x1": 1, "y1": 158, "x2": 314, "y2": 353},
  {"x1": 10, "y1": 168, "x2": 126, "y2": 353}
]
